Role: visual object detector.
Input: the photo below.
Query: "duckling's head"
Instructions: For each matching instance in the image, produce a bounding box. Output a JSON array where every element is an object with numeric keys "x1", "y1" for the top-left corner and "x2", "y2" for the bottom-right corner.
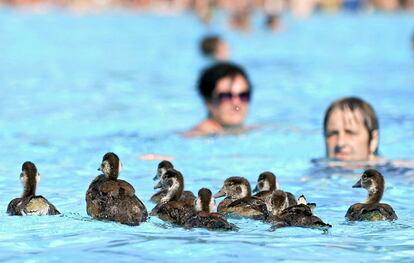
[
  {"x1": 20, "y1": 161, "x2": 40, "y2": 197},
  {"x1": 98, "y1": 152, "x2": 122, "y2": 180},
  {"x1": 154, "y1": 168, "x2": 184, "y2": 202},
  {"x1": 265, "y1": 190, "x2": 288, "y2": 215},
  {"x1": 253, "y1": 171, "x2": 279, "y2": 193},
  {"x1": 353, "y1": 169, "x2": 384, "y2": 204},
  {"x1": 214, "y1": 176, "x2": 251, "y2": 200},
  {"x1": 195, "y1": 188, "x2": 216, "y2": 213},
  {"x1": 153, "y1": 160, "x2": 174, "y2": 181}
]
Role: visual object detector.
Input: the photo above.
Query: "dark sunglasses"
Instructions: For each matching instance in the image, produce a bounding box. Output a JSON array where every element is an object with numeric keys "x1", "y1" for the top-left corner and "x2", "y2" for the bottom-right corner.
[{"x1": 215, "y1": 91, "x2": 251, "y2": 103}]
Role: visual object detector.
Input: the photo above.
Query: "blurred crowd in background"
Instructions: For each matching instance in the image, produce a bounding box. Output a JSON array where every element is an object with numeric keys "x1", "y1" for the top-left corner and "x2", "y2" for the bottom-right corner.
[{"x1": 1, "y1": 1, "x2": 413, "y2": 25}]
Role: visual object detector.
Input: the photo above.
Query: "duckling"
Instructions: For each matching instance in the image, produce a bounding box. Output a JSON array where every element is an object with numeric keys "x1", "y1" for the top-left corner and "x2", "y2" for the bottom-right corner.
[
  {"x1": 184, "y1": 188, "x2": 236, "y2": 230},
  {"x1": 345, "y1": 169, "x2": 397, "y2": 221},
  {"x1": 7, "y1": 162, "x2": 60, "y2": 216},
  {"x1": 150, "y1": 160, "x2": 195, "y2": 204},
  {"x1": 150, "y1": 169, "x2": 195, "y2": 226},
  {"x1": 269, "y1": 195, "x2": 331, "y2": 229},
  {"x1": 253, "y1": 171, "x2": 297, "y2": 207},
  {"x1": 214, "y1": 177, "x2": 268, "y2": 220},
  {"x1": 86, "y1": 152, "x2": 147, "y2": 226}
]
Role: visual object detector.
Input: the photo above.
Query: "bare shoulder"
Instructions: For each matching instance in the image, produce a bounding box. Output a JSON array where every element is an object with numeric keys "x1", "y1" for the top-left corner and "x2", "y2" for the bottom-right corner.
[{"x1": 182, "y1": 119, "x2": 223, "y2": 138}]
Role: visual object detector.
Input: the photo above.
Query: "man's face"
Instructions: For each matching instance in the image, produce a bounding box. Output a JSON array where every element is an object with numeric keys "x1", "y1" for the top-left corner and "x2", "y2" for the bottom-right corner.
[
  {"x1": 207, "y1": 74, "x2": 250, "y2": 127},
  {"x1": 325, "y1": 108, "x2": 377, "y2": 161}
]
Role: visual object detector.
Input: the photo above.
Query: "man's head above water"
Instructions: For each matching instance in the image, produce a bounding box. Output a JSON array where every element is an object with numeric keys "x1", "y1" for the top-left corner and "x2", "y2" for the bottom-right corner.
[{"x1": 323, "y1": 97, "x2": 379, "y2": 161}]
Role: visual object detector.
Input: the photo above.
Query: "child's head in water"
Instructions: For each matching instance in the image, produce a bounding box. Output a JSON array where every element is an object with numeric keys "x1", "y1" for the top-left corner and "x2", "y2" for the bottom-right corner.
[
  {"x1": 323, "y1": 97, "x2": 379, "y2": 161},
  {"x1": 200, "y1": 35, "x2": 230, "y2": 61}
]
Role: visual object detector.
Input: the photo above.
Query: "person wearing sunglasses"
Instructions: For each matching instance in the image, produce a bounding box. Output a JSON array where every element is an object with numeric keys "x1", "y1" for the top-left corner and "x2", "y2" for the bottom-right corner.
[{"x1": 185, "y1": 62, "x2": 252, "y2": 137}]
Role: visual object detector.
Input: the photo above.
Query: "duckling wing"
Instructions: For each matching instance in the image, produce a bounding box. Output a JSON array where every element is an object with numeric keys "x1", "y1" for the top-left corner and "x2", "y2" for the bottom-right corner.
[
  {"x1": 378, "y1": 203, "x2": 398, "y2": 220},
  {"x1": 346, "y1": 203, "x2": 398, "y2": 221},
  {"x1": 181, "y1": 191, "x2": 196, "y2": 201},
  {"x1": 24, "y1": 196, "x2": 60, "y2": 216},
  {"x1": 117, "y1": 180, "x2": 136, "y2": 196},
  {"x1": 184, "y1": 212, "x2": 236, "y2": 231},
  {"x1": 226, "y1": 197, "x2": 268, "y2": 219},
  {"x1": 279, "y1": 204, "x2": 330, "y2": 228},
  {"x1": 154, "y1": 201, "x2": 196, "y2": 226},
  {"x1": 96, "y1": 195, "x2": 148, "y2": 225},
  {"x1": 150, "y1": 190, "x2": 167, "y2": 204},
  {"x1": 253, "y1": 191, "x2": 272, "y2": 201},
  {"x1": 345, "y1": 203, "x2": 365, "y2": 221},
  {"x1": 7, "y1": 198, "x2": 23, "y2": 216}
]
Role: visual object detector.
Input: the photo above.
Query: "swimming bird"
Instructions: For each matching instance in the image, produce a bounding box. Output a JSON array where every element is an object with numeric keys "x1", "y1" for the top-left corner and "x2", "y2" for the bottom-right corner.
[
  {"x1": 214, "y1": 177, "x2": 268, "y2": 220},
  {"x1": 150, "y1": 160, "x2": 195, "y2": 204},
  {"x1": 184, "y1": 188, "x2": 236, "y2": 230},
  {"x1": 345, "y1": 169, "x2": 397, "y2": 221},
  {"x1": 268, "y1": 195, "x2": 331, "y2": 229},
  {"x1": 150, "y1": 169, "x2": 195, "y2": 225},
  {"x1": 86, "y1": 152, "x2": 147, "y2": 226},
  {"x1": 253, "y1": 171, "x2": 297, "y2": 207},
  {"x1": 7, "y1": 161, "x2": 60, "y2": 216}
]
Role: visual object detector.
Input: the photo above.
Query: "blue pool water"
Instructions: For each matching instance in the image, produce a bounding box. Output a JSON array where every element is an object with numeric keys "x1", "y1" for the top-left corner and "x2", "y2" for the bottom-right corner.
[{"x1": 0, "y1": 9, "x2": 413, "y2": 262}]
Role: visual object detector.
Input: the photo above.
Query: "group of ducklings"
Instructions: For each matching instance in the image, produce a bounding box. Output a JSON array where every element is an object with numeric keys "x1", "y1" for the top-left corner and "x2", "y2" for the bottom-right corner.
[{"x1": 7, "y1": 152, "x2": 398, "y2": 231}]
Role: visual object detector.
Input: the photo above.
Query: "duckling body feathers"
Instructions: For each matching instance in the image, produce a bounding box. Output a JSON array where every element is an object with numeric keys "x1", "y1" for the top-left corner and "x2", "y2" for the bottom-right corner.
[
  {"x1": 7, "y1": 195, "x2": 60, "y2": 216},
  {"x1": 219, "y1": 196, "x2": 268, "y2": 220},
  {"x1": 86, "y1": 175, "x2": 147, "y2": 226},
  {"x1": 346, "y1": 203, "x2": 397, "y2": 221}
]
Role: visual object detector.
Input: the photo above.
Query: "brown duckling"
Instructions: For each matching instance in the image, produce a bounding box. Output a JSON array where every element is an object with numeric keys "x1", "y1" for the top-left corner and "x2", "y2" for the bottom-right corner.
[
  {"x1": 150, "y1": 160, "x2": 195, "y2": 204},
  {"x1": 86, "y1": 152, "x2": 147, "y2": 226},
  {"x1": 214, "y1": 177, "x2": 268, "y2": 220},
  {"x1": 269, "y1": 195, "x2": 331, "y2": 230},
  {"x1": 346, "y1": 169, "x2": 397, "y2": 221},
  {"x1": 7, "y1": 162, "x2": 60, "y2": 216},
  {"x1": 253, "y1": 171, "x2": 297, "y2": 207},
  {"x1": 184, "y1": 188, "x2": 236, "y2": 230},
  {"x1": 150, "y1": 169, "x2": 195, "y2": 226}
]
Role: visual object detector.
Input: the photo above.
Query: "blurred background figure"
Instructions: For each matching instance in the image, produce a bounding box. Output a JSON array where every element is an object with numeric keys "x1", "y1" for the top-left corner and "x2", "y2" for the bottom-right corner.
[
  {"x1": 289, "y1": 0, "x2": 318, "y2": 18},
  {"x1": 411, "y1": 31, "x2": 414, "y2": 52},
  {"x1": 342, "y1": 0, "x2": 367, "y2": 11},
  {"x1": 319, "y1": 0, "x2": 343, "y2": 12},
  {"x1": 401, "y1": 0, "x2": 414, "y2": 11},
  {"x1": 263, "y1": 0, "x2": 284, "y2": 32},
  {"x1": 265, "y1": 14, "x2": 284, "y2": 32},
  {"x1": 200, "y1": 35, "x2": 230, "y2": 62},
  {"x1": 193, "y1": 0, "x2": 214, "y2": 24},
  {"x1": 229, "y1": 0, "x2": 252, "y2": 32},
  {"x1": 370, "y1": 0, "x2": 400, "y2": 11}
]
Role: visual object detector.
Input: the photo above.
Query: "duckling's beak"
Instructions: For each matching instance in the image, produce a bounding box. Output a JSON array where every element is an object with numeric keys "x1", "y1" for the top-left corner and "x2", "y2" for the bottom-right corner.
[
  {"x1": 153, "y1": 181, "x2": 163, "y2": 189},
  {"x1": 252, "y1": 185, "x2": 259, "y2": 193},
  {"x1": 153, "y1": 174, "x2": 158, "y2": 181},
  {"x1": 352, "y1": 179, "x2": 362, "y2": 188},
  {"x1": 97, "y1": 167, "x2": 101, "y2": 171},
  {"x1": 214, "y1": 188, "x2": 226, "y2": 198}
]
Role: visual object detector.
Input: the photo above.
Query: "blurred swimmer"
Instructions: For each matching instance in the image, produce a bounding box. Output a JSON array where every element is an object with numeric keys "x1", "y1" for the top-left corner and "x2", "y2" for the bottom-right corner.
[
  {"x1": 200, "y1": 35, "x2": 230, "y2": 61},
  {"x1": 185, "y1": 62, "x2": 253, "y2": 137}
]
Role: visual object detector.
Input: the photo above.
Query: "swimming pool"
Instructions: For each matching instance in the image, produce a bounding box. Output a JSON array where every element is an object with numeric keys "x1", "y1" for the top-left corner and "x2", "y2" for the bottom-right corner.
[{"x1": 0, "y1": 9, "x2": 413, "y2": 262}]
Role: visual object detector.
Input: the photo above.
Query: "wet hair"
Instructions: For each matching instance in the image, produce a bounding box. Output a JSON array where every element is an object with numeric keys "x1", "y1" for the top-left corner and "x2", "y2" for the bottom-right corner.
[
  {"x1": 200, "y1": 35, "x2": 221, "y2": 57},
  {"x1": 323, "y1": 97, "x2": 379, "y2": 154},
  {"x1": 197, "y1": 62, "x2": 252, "y2": 101}
]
